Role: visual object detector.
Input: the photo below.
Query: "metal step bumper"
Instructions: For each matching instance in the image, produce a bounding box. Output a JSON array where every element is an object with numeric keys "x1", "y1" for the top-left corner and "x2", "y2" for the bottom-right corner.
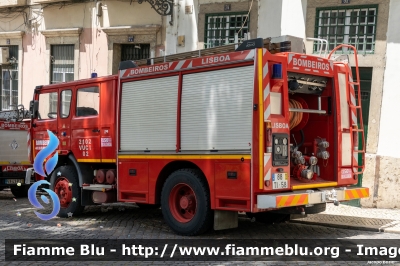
[{"x1": 257, "y1": 187, "x2": 369, "y2": 209}]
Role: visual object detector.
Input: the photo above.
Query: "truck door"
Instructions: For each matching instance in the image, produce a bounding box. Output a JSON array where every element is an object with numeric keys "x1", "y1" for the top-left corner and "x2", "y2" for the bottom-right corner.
[
  {"x1": 57, "y1": 89, "x2": 72, "y2": 152},
  {"x1": 32, "y1": 89, "x2": 59, "y2": 161},
  {"x1": 71, "y1": 85, "x2": 101, "y2": 162},
  {"x1": 99, "y1": 79, "x2": 116, "y2": 162}
]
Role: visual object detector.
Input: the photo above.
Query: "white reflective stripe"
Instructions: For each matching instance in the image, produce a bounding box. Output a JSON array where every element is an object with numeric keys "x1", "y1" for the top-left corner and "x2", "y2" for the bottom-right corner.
[
  {"x1": 352, "y1": 112, "x2": 357, "y2": 124},
  {"x1": 119, "y1": 69, "x2": 126, "y2": 78},
  {"x1": 174, "y1": 60, "x2": 186, "y2": 70},
  {"x1": 245, "y1": 50, "x2": 255, "y2": 59},
  {"x1": 264, "y1": 106, "x2": 271, "y2": 121},
  {"x1": 288, "y1": 54, "x2": 294, "y2": 64},
  {"x1": 263, "y1": 62, "x2": 269, "y2": 79},
  {"x1": 263, "y1": 83, "x2": 270, "y2": 101},
  {"x1": 264, "y1": 154, "x2": 271, "y2": 181},
  {"x1": 350, "y1": 92, "x2": 356, "y2": 105}
]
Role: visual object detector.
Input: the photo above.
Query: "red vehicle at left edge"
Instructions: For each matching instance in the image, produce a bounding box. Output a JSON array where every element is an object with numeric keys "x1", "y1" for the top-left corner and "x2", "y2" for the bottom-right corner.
[{"x1": 0, "y1": 105, "x2": 33, "y2": 197}]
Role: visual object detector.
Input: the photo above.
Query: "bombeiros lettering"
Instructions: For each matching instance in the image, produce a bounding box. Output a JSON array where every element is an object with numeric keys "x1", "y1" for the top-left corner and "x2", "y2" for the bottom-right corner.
[
  {"x1": 293, "y1": 57, "x2": 330, "y2": 71},
  {"x1": 130, "y1": 64, "x2": 169, "y2": 75}
]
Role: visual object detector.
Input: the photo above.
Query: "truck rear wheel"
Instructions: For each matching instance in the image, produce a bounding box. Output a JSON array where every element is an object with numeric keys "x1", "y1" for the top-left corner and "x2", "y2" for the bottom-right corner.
[
  {"x1": 50, "y1": 165, "x2": 84, "y2": 218},
  {"x1": 11, "y1": 185, "x2": 30, "y2": 198},
  {"x1": 161, "y1": 169, "x2": 213, "y2": 236}
]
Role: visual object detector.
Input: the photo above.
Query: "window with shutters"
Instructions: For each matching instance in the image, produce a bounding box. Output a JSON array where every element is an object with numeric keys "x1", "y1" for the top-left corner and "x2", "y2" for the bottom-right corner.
[
  {"x1": 314, "y1": 5, "x2": 377, "y2": 54},
  {"x1": 50, "y1": 45, "x2": 74, "y2": 84},
  {"x1": 0, "y1": 45, "x2": 18, "y2": 111},
  {"x1": 205, "y1": 12, "x2": 249, "y2": 48},
  {"x1": 121, "y1": 44, "x2": 150, "y2": 61}
]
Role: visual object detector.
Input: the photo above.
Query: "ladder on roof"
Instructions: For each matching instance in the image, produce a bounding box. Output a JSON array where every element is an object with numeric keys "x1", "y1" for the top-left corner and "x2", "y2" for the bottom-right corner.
[
  {"x1": 328, "y1": 44, "x2": 366, "y2": 177},
  {"x1": 0, "y1": 105, "x2": 30, "y2": 122},
  {"x1": 134, "y1": 38, "x2": 293, "y2": 66}
]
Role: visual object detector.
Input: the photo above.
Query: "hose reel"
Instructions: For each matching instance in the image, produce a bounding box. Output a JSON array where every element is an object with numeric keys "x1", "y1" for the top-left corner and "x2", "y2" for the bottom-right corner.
[{"x1": 289, "y1": 97, "x2": 309, "y2": 131}]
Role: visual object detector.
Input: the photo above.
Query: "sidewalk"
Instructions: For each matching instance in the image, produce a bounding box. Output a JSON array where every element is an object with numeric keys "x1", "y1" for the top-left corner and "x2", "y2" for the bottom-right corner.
[{"x1": 291, "y1": 204, "x2": 400, "y2": 233}]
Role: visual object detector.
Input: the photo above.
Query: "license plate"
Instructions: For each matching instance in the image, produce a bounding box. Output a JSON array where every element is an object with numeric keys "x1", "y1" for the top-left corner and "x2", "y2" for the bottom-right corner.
[
  {"x1": 272, "y1": 173, "x2": 288, "y2": 189},
  {"x1": 4, "y1": 179, "x2": 24, "y2": 185}
]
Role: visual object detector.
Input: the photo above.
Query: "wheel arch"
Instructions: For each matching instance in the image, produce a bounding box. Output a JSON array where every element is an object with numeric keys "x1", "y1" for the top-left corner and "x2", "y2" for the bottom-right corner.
[
  {"x1": 154, "y1": 160, "x2": 211, "y2": 205},
  {"x1": 52, "y1": 153, "x2": 93, "y2": 187}
]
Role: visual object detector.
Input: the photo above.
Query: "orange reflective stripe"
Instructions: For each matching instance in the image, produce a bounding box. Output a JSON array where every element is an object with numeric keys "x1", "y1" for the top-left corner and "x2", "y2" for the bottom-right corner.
[
  {"x1": 345, "y1": 188, "x2": 369, "y2": 200},
  {"x1": 276, "y1": 194, "x2": 308, "y2": 208}
]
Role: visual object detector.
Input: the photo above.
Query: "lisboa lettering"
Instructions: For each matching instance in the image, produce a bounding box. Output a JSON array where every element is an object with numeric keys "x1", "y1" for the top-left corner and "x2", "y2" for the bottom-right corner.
[{"x1": 201, "y1": 55, "x2": 231, "y2": 65}]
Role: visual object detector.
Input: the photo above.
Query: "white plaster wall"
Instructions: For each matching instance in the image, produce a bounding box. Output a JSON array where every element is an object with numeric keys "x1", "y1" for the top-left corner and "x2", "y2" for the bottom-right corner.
[
  {"x1": 257, "y1": 0, "x2": 282, "y2": 38},
  {"x1": 166, "y1": 0, "x2": 180, "y2": 55},
  {"x1": 177, "y1": 0, "x2": 198, "y2": 53},
  {"x1": 281, "y1": 0, "x2": 306, "y2": 39},
  {"x1": 377, "y1": 0, "x2": 400, "y2": 158},
  {"x1": 257, "y1": 0, "x2": 306, "y2": 39}
]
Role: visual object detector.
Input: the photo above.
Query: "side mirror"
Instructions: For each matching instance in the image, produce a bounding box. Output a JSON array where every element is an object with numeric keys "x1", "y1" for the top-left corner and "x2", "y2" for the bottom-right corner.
[{"x1": 30, "y1": 100, "x2": 39, "y2": 119}]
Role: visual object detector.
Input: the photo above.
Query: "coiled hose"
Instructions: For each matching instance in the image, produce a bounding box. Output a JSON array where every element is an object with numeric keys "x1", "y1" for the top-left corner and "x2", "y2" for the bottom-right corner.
[{"x1": 289, "y1": 99, "x2": 303, "y2": 130}]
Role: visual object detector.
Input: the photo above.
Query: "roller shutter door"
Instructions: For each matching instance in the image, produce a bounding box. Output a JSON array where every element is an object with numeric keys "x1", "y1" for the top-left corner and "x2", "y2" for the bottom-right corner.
[
  {"x1": 120, "y1": 76, "x2": 178, "y2": 151},
  {"x1": 181, "y1": 65, "x2": 254, "y2": 151}
]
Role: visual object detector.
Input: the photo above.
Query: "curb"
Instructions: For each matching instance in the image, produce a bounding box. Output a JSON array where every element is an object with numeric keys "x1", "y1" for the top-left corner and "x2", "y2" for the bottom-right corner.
[
  {"x1": 290, "y1": 219, "x2": 382, "y2": 233},
  {"x1": 290, "y1": 217, "x2": 400, "y2": 234}
]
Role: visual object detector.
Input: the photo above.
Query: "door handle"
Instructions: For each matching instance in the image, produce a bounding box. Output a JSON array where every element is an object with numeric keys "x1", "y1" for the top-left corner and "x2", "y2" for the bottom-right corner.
[{"x1": 92, "y1": 129, "x2": 100, "y2": 133}]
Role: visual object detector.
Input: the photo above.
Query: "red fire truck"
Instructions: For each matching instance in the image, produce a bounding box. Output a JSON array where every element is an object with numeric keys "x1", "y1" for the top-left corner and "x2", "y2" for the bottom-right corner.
[
  {"x1": 0, "y1": 105, "x2": 33, "y2": 197},
  {"x1": 26, "y1": 37, "x2": 369, "y2": 235}
]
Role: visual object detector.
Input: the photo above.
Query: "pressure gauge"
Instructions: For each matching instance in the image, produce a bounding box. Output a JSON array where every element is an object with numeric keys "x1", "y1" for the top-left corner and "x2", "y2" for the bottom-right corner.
[
  {"x1": 275, "y1": 139, "x2": 279, "y2": 145},
  {"x1": 283, "y1": 138, "x2": 287, "y2": 145}
]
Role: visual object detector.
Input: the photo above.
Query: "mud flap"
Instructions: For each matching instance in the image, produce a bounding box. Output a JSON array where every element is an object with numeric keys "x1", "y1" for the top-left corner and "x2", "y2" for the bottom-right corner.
[{"x1": 214, "y1": 210, "x2": 238, "y2": 230}]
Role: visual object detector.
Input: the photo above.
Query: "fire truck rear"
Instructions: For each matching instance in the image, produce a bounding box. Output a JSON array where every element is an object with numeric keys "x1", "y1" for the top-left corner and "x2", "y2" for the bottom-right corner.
[
  {"x1": 27, "y1": 37, "x2": 369, "y2": 235},
  {"x1": 0, "y1": 105, "x2": 32, "y2": 197}
]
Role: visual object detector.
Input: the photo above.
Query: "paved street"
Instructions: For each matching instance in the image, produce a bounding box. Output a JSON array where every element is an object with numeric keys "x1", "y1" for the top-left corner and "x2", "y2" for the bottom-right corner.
[{"x1": 1, "y1": 189, "x2": 399, "y2": 266}]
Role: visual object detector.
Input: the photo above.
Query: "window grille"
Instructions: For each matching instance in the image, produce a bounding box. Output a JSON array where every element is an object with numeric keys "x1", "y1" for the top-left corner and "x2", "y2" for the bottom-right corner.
[
  {"x1": 0, "y1": 45, "x2": 18, "y2": 111},
  {"x1": 205, "y1": 12, "x2": 249, "y2": 48},
  {"x1": 314, "y1": 5, "x2": 377, "y2": 53},
  {"x1": 51, "y1": 45, "x2": 74, "y2": 84}
]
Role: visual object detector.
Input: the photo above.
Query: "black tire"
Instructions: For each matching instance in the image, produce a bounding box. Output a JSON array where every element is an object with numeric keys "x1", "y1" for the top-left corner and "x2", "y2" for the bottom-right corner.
[
  {"x1": 50, "y1": 165, "x2": 84, "y2": 218},
  {"x1": 161, "y1": 169, "x2": 213, "y2": 236},
  {"x1": 10, "y1": 185, "x2": 30, "y2": 198},
  {"x1": 303, "y1": 203, "x2": 326, "y2": 214},
  {"x1": 246, "y1": 212, "x2": 290, "y2": 224},
  {"x1": 136, "y1": 203, "x2": 161, "y2": 209}
]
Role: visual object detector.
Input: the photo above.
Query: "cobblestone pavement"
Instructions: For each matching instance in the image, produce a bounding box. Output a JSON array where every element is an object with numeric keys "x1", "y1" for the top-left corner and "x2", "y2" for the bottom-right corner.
[{"x1": 1, "y1": 189, "x2": 399, "y2": 266}]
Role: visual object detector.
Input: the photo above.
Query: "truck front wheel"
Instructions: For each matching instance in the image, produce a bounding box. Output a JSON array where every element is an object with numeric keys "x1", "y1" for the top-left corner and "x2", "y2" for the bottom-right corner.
[
  {"x1": 161, "y1": 169, "x2": 213, "y2": 236},
  {"x1": 50, "y1": 165, "x2": 84, "y2": 218}
]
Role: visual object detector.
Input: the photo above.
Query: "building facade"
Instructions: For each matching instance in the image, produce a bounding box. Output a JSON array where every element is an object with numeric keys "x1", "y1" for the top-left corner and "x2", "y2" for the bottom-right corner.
[{"x1": 0, "y1": 0, "x2": 398, "y2": 208}]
